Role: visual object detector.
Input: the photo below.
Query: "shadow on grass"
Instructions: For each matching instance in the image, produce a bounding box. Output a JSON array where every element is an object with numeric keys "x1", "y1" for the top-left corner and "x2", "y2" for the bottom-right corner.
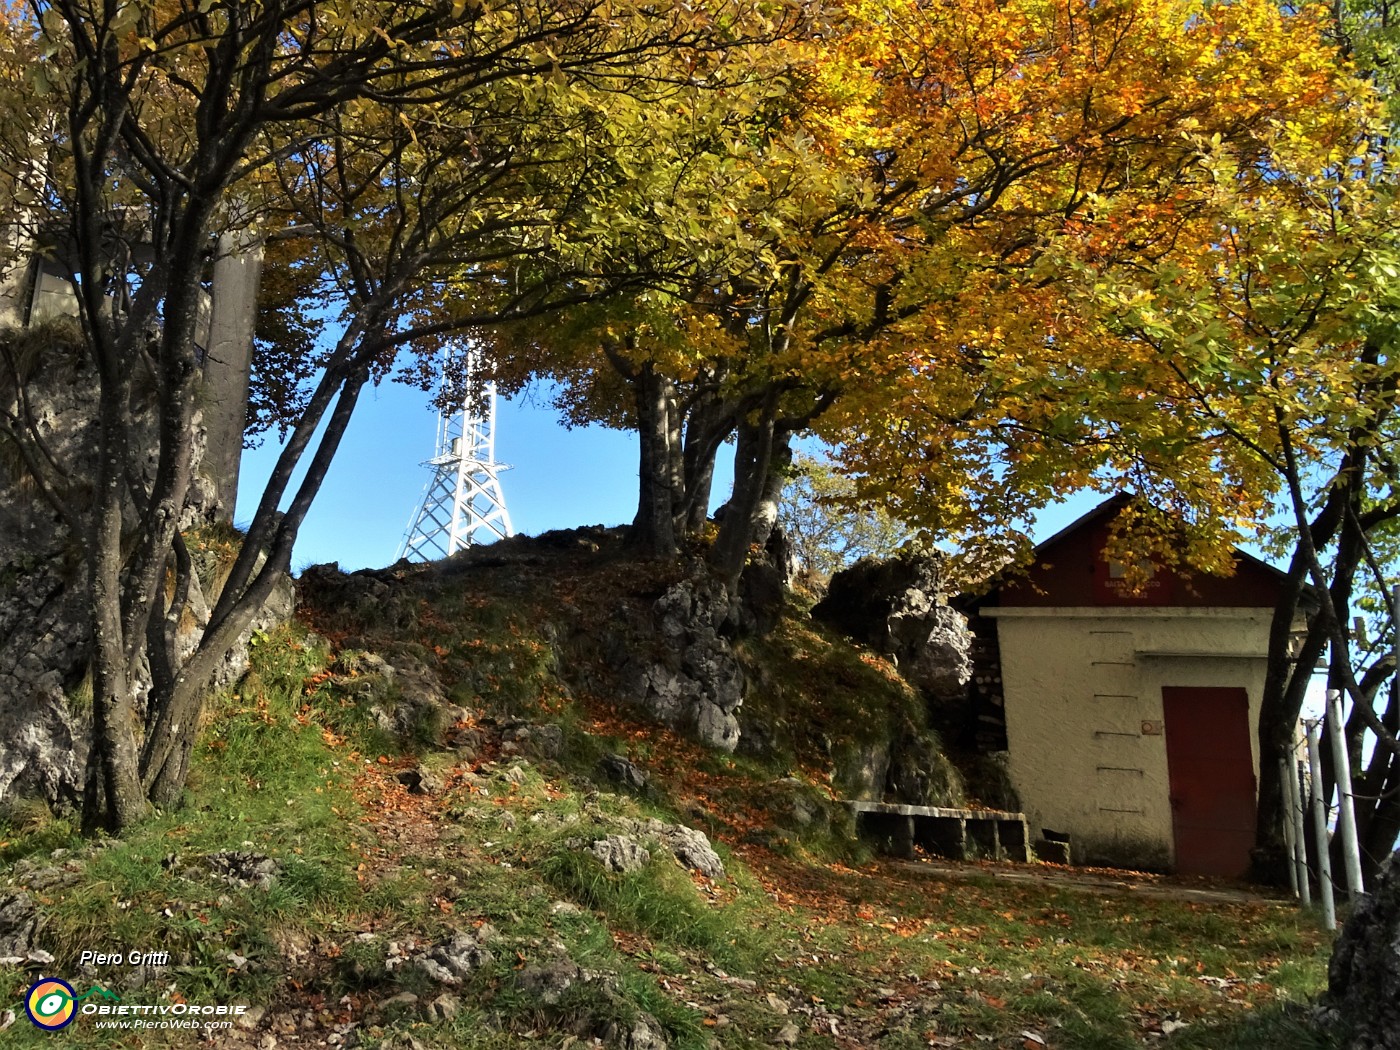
[{"x1": 1162, "y1": 1002, "x2": 1336, "y2": 1050}]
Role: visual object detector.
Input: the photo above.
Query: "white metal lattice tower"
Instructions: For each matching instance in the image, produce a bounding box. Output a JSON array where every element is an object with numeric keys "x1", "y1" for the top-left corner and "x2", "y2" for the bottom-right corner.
[{"x1": 398, "y1": 348, "x2": 512, "y2": 561}]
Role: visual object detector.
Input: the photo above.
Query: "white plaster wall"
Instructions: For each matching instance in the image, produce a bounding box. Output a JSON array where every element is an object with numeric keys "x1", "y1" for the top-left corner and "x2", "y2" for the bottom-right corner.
[{"x1": 988, "y1": 607, "x2": 1273, "y2": 869}]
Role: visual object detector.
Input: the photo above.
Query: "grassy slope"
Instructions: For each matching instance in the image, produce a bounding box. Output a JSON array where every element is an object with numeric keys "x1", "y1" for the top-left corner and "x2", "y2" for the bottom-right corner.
[{"x1": 0, "y1": 543, "x2": 1336, "y2": 1049}]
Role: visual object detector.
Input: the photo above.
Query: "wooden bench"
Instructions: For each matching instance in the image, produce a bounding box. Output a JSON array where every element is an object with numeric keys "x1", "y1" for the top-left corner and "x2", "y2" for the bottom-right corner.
[{"x1": 844, "y1": 801, "x2": 1032, "y2": 862}]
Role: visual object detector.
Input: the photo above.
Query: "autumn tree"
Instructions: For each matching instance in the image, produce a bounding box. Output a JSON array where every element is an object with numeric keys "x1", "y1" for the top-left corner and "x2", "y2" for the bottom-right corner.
[
  {"x1": 487, "y1": 0, "x2": 1361, "y2": 592},
  {"x1": 778, "y1": 452, "x2": 908, "y2": 581},
  {"x1": 0, "y1": 0, "x2": 788, "y2": 833},
  {"x1": 1021, "y1": 50, "x2": 1400, "y2": 878}
]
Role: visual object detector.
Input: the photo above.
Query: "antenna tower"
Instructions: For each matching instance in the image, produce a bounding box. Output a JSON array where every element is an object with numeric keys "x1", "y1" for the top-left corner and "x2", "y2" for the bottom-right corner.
[{"x1": 398, "y1": 347, "x2": 512, "y2": 561}]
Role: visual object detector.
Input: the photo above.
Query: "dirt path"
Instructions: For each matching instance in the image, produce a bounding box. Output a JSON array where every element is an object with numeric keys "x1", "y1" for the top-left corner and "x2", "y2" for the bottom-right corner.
[{"x1": 894, "y1": 857, "x2": 1296, "y2": 906}]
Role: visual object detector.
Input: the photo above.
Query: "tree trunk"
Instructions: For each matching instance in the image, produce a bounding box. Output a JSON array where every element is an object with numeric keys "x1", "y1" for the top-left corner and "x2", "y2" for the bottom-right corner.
[
  {"x1": 678, "y1": 388, "x2": 728, "y2": 537},
  {"x1": 1252, "y1": 472, "x2": 1354, "y2": 878},
  {"x1": 1323, "y1": 848, "x2": 1400, "y2": 1049},
  {"x1": 82, "y1": 399, "x2": 151, "y2": 835},
  {"x1": 1356, "y1": 682, "x2": 1400, "y2": 884},
  {"x1": 1320, "y1": 519, "x2": 1364, "y2": 875},
  {"x1": 628, "y1": 364, "x2": 680, "y2": 557},
  {"x1": 710, "y1": 403, "x2": 786, "y2": 585},
  {"x1": 147, "y1": 733, "x2": 195, "y2": 808},
  {"x1": 749, "y1": 430, "x2": 792, "y2": 553}
]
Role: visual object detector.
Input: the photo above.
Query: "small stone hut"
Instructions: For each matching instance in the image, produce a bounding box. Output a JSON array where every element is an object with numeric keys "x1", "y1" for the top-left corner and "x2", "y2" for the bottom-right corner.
[{"x1": 960, "y1": 495, "x2": 1292, "y2": 876}]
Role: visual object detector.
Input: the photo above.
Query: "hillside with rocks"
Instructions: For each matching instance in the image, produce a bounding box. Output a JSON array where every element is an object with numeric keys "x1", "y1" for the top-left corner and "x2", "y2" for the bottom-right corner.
[{"x1": 0, "y1": 532, "x2": 1349, "y2": 1049}]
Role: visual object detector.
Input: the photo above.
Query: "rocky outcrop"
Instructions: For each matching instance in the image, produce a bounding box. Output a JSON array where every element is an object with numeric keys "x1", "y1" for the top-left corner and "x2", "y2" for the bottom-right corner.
[
  {"x1": 0, "y1": 323, "x2": 290, "y2": 813},
  {"x1": 830, "y1": 731, "x2": 964, "y2": 808},
  {"x1": 599, "y1": 753, "x2": 650, "y2": 793},
  {"x1": 813, "y1": 552, "x2": 972, "y2": 706},
  {"x1": 0, "y1": 893, "x2": 42, "y2": 962},
  {"x1": 515, "y1": 956, "x2": 671, "y2": 1048},
  {"x1": 621, "y1": 817, "x2": 725, "y2": 879},
  {"x1": 297, "y1": 562, "x2": 424, "y2": 642},
  {"x1": 572, "y1": 818, "x2": 725, "y2": 880},
  {"x1": 272, "y1": 570, "x2": 477, "y2": 751},
  {"x1": 0, "y1": 685, "x2": 86, "y2": 814},
  {"x1": 379, "y1": 652, "x2": 467, "y2": 747},
  {"x1": 617, "y1": 574, "x2": 745, "y2": 752},
  {"x1": 412, "y1": 930, "x2": 496, "y2": 987},
  {"x1": 1322, "y1": 851, "x2": 1400, "y2": 1049},
  {"x1": 801, "y1": 552, "x2": 971, "y2": 809},
  {"x1": 0, "y1": 327, "x2": 103, "y2": 811},
  {"x1": 588, "y1": 835, "x2": 652, "y2": 873},
  {"x1": 886, "y1": 731, "x2": 965, "y2": 807}
]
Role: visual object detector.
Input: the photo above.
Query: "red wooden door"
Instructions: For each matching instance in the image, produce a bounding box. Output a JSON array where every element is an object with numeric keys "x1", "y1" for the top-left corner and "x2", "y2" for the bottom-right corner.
[{"x1": 1161, "y1": 687, "x2": 1257, "y2": 877}]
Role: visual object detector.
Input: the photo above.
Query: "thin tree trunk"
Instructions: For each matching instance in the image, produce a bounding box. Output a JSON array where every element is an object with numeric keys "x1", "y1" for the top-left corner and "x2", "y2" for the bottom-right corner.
[
  {"x1": 1320, "y1": 514, "x2": 1364, "y2": 836},
  {"x1": 684, "y1": 453, "x2": 717, "y2": 536},
  {"x1": 628, "y1": 363, "x2": 679, "y2": 558},
  {"x1": 143, "y1": 363, "x2": 373, "y2": 799},
  {"x1": 748, "y1": 430, "x2": 792, "y2": 554},
  {"x1": 1356, "y1": 681, "x2": 1400, "y2": 884},
  {"x1": 1253, "y1": 478, "x2": 1351, "y2": 876},
  {"x1": 677, "y1": 393, "x2": 736, "y2": 538},
  {"x1": 83, "y1": 395, "x2": 150, "y2": 834},
  {"x1": 711, "y1": 401, "x2": 779, "y2": 585},
  {"x1": 664, "y1": 376, "x2": 685, "y2": 528}
]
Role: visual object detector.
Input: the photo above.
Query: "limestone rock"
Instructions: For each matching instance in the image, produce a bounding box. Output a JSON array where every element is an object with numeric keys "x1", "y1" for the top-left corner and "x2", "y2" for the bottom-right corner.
[
  {"x1": 833, "y1": 738, "x2": 893, "y2": 802},
  {"x1": 0, "y1": 682, "x2": 86, "y2": 813},
  {"x1": 381, "y1": 652, "x2": 464, "y2": 746},
  {"x1": 904, "y1": 605, "x2": 974, "y2": 702},
  {"x1": 11, "y1": 857, "x2": 81, "y2": 892},
  {"x1": 204, "y1": 851, "x2": 281, "y2": 891},
  {"x1": 510, "y1": 941, "x2": 667, "y2": 1047},
  {"x1": 297, "y1": 563, "x2": 418, "y2": 635},
  {"x1": 813, "y1": 552, "x2": 972, "y2": 705},
  {"x1": 423, "y1": 993, "x2": 461, "y2": 1022},
  {"x1": 397, "y1": 766, "x2": 443, "y2": 796},
  {"x1": 765, "y1": 779, "x2": 832, "y2": 833},
  {"x1": 651, "y1": 822, "x2": 724, "y2": 879},
  {"x1": 501, "y1": 720, "x2": 564, "y2": 760},
  {"x1": 0, "y1": 893, "x2": 41, "y2": 962},
  {"x1": 615, "y1": 574, "x2": 745, "y2": 753},
  {"x1": 413, "y1": 931, "x2": 494, "y2": 987},
  {"x1": 1322, "y1": 851, "x2": 1400, "y2": 1049},
  {"x1": 739, "y1": 558, "x2": 786, "y2": 636},
  {"x1": 619, "y1": 818, "x2": 725, "y2": 879},
  {"x1": 606, "y1": 1014, "x2": 670, "y2": 1050},
  {"x1": 599, "y1": 753, "x2": 649, "y2": 793},
  {"x1": 517, "y1": 958, "x2": 585, "y2": 1006},
  {"x1": 833, "y1": 730, "x2": 963, "y2": 808},
  {"x1": 886, "y1": 732, "x2": 964, "y2": 808},
  {"x1": 588, "y1": 835, "x2": 651, "y2": 874}
]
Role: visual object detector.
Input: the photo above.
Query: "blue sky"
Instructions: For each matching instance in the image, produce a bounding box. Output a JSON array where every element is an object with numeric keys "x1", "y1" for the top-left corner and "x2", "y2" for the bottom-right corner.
[
  {"x1": 234, "y1": 375, "x2": 1098, "y2": 574},
  {"x1": 236, "y1": 378, "x2": 649, "y2": 571}
]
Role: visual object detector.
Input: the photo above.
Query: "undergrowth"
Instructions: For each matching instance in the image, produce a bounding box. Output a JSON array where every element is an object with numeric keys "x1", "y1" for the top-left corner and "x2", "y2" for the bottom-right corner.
[{"x1": 0, "y1": 558, "x2": 1340, "y2": 1050}]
